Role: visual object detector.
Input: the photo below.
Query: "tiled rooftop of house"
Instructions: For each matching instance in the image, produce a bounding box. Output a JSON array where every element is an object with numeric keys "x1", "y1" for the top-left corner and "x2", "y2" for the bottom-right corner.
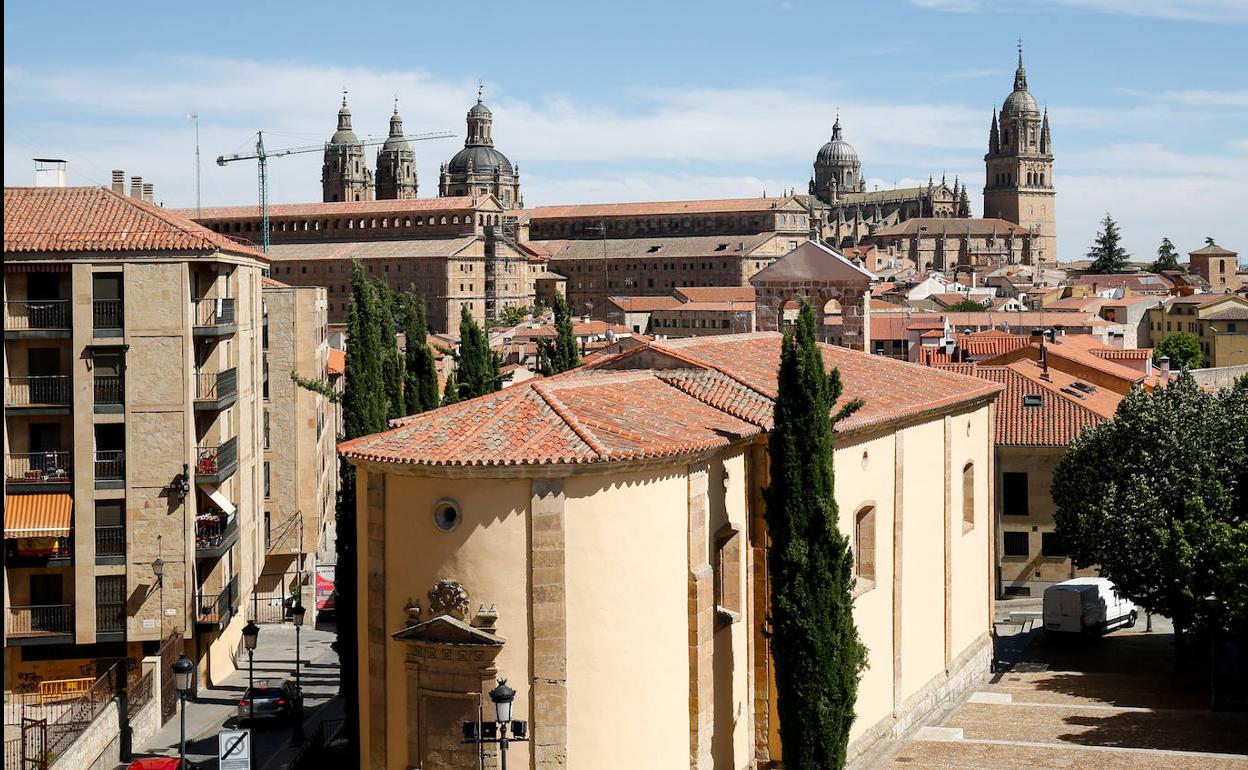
[
  {"x1": 340, "y1": 332, "x2": 1001, "y2": 467},
  {"x1": 529, "y1": 196, "x2": 798, "y2": 220},
  {"x1": 5, "y1": 186, "x2": 266, "y2": 259},
  {"x1": 187, "y1": 196, "x2": 481, "y2": 221}
]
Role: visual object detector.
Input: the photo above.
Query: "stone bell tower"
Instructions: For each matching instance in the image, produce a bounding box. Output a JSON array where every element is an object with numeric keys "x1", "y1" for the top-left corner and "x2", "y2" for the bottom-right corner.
[
  {"x1": 984, "y1": 47, "x2": 1056, "y2": 264},
  {"x1": 322, "y1": 93, "x2": 374, "y2": 203}
]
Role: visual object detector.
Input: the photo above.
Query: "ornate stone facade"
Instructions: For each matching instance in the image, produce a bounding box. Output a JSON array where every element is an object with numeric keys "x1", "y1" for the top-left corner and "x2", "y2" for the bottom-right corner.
[
  {"x1": 375, "y1": 103, "x2": 418, "y2": 200},
  {"x1": 322, "y1": 95, "x2": 374, "y2": 203}
]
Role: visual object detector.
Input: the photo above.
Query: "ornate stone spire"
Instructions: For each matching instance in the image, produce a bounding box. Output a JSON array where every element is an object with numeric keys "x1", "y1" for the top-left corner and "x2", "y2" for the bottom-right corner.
[
  {"x1": 1040, "y1": 108, "x2": 1051, "y2": 153},
  {"x1": 1014, "y1": 40, "x2": 1028, "y2": 92},
  {"x1": 989, "y1": 107, "x2": 1001, "y2": 153}
]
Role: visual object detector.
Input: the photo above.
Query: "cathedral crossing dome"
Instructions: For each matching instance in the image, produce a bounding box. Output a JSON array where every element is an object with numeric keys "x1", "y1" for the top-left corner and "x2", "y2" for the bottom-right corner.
[{"x1": 816, "y1": 118, "x2": 859, "y2": 165}]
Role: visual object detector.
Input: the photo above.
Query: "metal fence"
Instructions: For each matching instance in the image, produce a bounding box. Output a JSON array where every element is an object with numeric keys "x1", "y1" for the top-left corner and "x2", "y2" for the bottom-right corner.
[
  {"x1": 157, "y1": 631, "x2": 181, "y2": 725},
  {"x1": 5, "y1": 377, "x2": 70, "y2": 407},
  {"x1": 95, "y1": 526, "x2": 126, "y2": 558},
  {"x1": 5, "y1": 605, "x2": 73, "y2": 638},
  {"x1": 4, "y1": 453, "x2": 72, "y2": 485},
  {"x1": 91, "y1": 299, "x2": 123, "y2": 330},
  {"x1": 5, "y1": 300, "x2": 68, "y2": 330},
  {"x1": 93, "y1": 450, "x2": 125, "y2": 482},
  {"x1": 93, "y1": 375, "x2": 124, "y2": 406}
]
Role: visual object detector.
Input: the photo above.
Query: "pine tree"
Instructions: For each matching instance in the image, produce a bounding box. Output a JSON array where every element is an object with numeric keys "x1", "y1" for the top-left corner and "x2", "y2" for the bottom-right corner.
[
  {"x1": 335, "y1": 260, "x2": 390, "y2": 758},
  {"x1": 537, "y1": 293, "x2": 581, "y2": 376},
  {"x1": 400, "y1": 293, "x2": 440, "y2": 414},
  {"x1": 455, "y1": 306, "x2": 501, "y2": 399},
  {"x1": 372, "y1": 278, "x2": 403, "y2": 421},
  {"x1": 1150, "y1": 237, "x2": 1179, "y2": 273},
  {"x1": 1086, "y1": 213, "x2": 1130, "y2": 274},
  {"x1": 764, "y1": 301, "x2": 867, "y2": 769}
]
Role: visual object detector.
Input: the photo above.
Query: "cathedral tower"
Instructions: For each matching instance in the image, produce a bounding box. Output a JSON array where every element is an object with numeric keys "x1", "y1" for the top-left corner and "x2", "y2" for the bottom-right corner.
[
  {"x1": 375, "y1": 101, "x2": 418, "y2": 200},
  {"x1": 810, "y1": 117, "x2": 864, "y2": 204},
  {"x1": 984, "y1": 49, "x2": 1055, "y2": 263},
  {"x1": 322, "y1": 94, "x2": 374, "y2": 203},
  {"x1": 439, "y1": 86, "x2": 523, "y2": 208}
]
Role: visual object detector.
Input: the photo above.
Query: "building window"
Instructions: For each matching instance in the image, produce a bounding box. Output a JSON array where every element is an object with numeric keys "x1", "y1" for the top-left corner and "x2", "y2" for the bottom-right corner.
[
  {"x1": 1003, "y1": 531, "x2": 1029, "y2": 558},
  {"x1": 854, "y1": 505, "x2": 876, "y2": 587},
  {"x1": 1002, "y1": 472, "x2": 1028, "y2": 516},
  {"x1": 714, "y1": 524, "x2": 742, "y2": 625},
  {"x1": 1041, "y1": 532, "x2": 1067, "y2": 558},
  {"x1": 263, "y1": 462, "x2": 271, "y2": 499},
  {"x1": 96, "y1": 575, "x2": 126, "y2": 633},
  {"x1": 962, "y1": 462, "x2": 975, "y2": 530}
]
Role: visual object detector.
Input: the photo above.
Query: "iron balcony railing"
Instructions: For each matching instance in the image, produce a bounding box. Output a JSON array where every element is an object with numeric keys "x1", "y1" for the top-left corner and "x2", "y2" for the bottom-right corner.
[
  {"x1": 96, "y1": 601, "x2": 125, "y2": 634},
  {"x1": 5, "y1": 376, "x2": 70, "y2": 406},
  {"x1": 94, "y1": 450, "x2": 125, "y2": 482},
  {"x1": 5, "y1": 452, "x2": 72, "y2": 484},
  {"x1": 4, "y1": 536, "x2": 73, "y2": 566},
  {"x1": 195, "y1": 512, "x2": 238, "y2": 556},
  {"x1": 6, "y1": 300, "x2": 69, "y2": 330},
  {"x1": 195, "y1": 436, "x2": 237, "y2": 480},
  {"x1": 92, "y1": 299, "x2": 124, "y2": 331},
  {"x1": 195, "y1": 367, "x2": 238, "y2": 403},
  {"x1": 197, "y1": 575, "x2": 239, "y2": 626},
  {"x1": 95, "y1": 526, "x2": 126, "y2": 558},
  {"x1": 94, "y1": 375, "x2": 124, "y2": 406},
  {"x1": 6, "y1": 604, "x2": 73, "y2": 637},
  {"x1": 193, "y1": 298, "x2": 236, "y2": 328}
]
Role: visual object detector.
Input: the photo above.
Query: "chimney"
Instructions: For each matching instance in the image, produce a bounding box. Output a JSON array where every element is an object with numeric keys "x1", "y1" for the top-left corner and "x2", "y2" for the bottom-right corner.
[
  {"x1": 33, "y1": 159, "x2": 68, "y2": 187},
  {"x1": 111, "y1": 170, "x2": 125, "y2": 195},
  {"x1": 130, "y1": 176, "x2": 143, "y2": 199},
  {"x1": 1159, "y1": 355, "x2": 1171, "y2": 380},
  {"x1": 142, "y1": 183, "x2": 154, "y2": 203}
]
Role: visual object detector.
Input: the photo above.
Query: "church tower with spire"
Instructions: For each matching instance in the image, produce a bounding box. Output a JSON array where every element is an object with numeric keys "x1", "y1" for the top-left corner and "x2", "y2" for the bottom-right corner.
[
  {"x1": 375, "y1": 100, "x2": 418, "y2": 200},
  {"x1": 322, "y1": 93, "x2": 374, "y2": 202},
  {"x1": 984, "y1": 47, "x2": 1056, "y2": 263}
]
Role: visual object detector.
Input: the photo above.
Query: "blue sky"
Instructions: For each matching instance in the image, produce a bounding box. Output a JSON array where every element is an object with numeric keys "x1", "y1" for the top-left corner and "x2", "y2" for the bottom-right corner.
[{"x1": 4, "y1": 0, "x2": 1246, "y2": 261}]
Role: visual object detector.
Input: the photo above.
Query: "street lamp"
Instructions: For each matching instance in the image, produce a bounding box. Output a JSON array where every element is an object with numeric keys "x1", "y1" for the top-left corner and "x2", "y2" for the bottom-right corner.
[
  {"x1": 172, "y1": 653, "x2": 194, "y2": 769},
  {"x1": 242, "y1": 619, "x2": 260, "y2": 719},
  {"x1": 291, "y1": 602, "x2": 306, "y2": 742},
  {"x1": 463, "y1": 677, "x2": 527, "y2": 769}
]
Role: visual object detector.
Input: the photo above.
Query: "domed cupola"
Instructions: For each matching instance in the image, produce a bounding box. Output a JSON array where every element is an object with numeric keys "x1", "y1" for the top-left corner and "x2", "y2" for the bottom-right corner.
[
  {"x1": 438, "y1": 84, "x2": 523, "y2": 208},
  {"x1": 1001, "y1": 50, "x2": 1040, "y2": 118},
  {"x1": 331, "y1": 94, "x2": 361, "y2": 146},
  {"x1": 812, "y1": 116, "x2": 864, "y2": 203},
  {"x1": 322, "y1": 91, "x2": 373, "y2": 202},
  {"x1": 376, "y1": 99, "x2": 417, "y2": 200}
]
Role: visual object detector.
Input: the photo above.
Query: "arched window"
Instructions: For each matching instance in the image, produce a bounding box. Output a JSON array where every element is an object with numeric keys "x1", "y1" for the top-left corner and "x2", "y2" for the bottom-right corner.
[
  {"x1": 854, "y1": 505, "x2": 876, "y2": 585},
  {"x1": 962, "y1": 462, "x2": 975, "y2": 530}
]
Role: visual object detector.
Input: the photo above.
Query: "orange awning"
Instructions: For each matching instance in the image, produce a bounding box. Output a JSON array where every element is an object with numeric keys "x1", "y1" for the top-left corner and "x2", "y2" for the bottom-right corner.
[{"x1": 5, "y1": 494, "x2": 73, "y2": 537}]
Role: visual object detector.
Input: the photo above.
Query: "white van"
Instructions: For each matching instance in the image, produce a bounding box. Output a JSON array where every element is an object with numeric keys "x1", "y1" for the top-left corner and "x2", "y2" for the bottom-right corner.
[{"x1": 1043, "y1": 578, "x2": 1138, "y2": 634}]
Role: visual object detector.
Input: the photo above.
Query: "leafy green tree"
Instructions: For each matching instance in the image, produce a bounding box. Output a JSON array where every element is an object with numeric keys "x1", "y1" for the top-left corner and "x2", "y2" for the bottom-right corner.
[
  {"x1": 537, "y1": 293, "x2": 581, "y2": 376},
  {"x1": 371, "y1": 278, "x2": 403, "y2": 421},
  {"x1": 1150, "y1": 237, "x2": 1180, "y2": 273},
  {"x1": 454, "y1": 306, "x2": 501, "y2": 399},
  {"x1": 765, "y1": 301, "x2": 867, "y2": 769},
  {"x1": 1086, "y1": 213, "x2": 1130, "y2": 274},
  {"x1": 1154, "y1": 331, "x2": 1204, "y2": 370},
  {"x1": 1051, "y1": 372, "x2": 1248, "y2": 641},
  {"x1": 400, "y1": 293, "x2": 440, "y2": 414},
  {"x1": 496, "y1": 305, "x2": 530, "y2": 328},
  {"x1": 946, "y1": 298, "x2": 987, "y2": 312},
  {"x1": 335, "y1": 260, "x2": 391, "y2": 756}
]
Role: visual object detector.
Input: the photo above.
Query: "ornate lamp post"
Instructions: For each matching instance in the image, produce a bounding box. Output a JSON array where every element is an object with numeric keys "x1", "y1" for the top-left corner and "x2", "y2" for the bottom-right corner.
[
  {"x1": 172, "y1": 653, "x2": 194, "y2": 768},
  {"x1": 242, "y1": 619, "x2": 260, "y2": 719},
  {"x1": 462, "y1": 677, "x2": 527, "y2": 769},
  {"x1": 290, "y1": 601, "x2": 306, "y2": 742}
]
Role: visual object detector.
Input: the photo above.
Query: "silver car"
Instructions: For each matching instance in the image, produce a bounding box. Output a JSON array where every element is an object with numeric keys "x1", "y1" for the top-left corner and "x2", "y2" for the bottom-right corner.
[{"x1": 237, "y1": 681, "x2": 301, "y2": 722}]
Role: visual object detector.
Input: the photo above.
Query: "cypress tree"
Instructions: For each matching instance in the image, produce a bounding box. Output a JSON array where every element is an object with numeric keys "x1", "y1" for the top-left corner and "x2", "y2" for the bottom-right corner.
[
  {"x1": 764, "y1": 301, "x2": 867, "y2": 769},
  {"x1": 1150, "y1": 237, "x2": 1179, "y2": 273},
  {"x1": 442, "y1": 371, "x2": 460, "y2": 405},
  {"x1": 1087, "y1": 213, "x2": 1130, "y2": 274},
  {"x1": 537, "y1": 293, "x2": 581, "y2": 376},
  {"x1": 401, "y1": 293, "x2": 440, "y2": 414},
  {"x1": 456, "y1": 306, "x2": 501, "y2": 399},
  {"x1": 335, "y1": 260, "x2": 390, "y2": 758},
  {"x1": 372, "y1": 278, "x2": 403, "y2": 421}
]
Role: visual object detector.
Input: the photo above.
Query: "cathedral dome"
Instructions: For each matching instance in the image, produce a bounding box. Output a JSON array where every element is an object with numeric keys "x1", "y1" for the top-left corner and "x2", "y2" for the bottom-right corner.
[
  {"x1": 1002, "y1": 88, "x2": 1039, "y2": 117},
  {"x1": 331, "y1": 97, "x2": 361, "y2": 146},
  {"x1": 380, "y1": 107, "x2": 411, "y2": 153},
  {"x1": 815, "y1": 119, "x2": 858, "y2": 165},
  {"x1": 468, "y1": 100, "x2": 493, "y2": 118},
  {"x1": 446, "y1": 145, "x2": 513, "y2": 176}
]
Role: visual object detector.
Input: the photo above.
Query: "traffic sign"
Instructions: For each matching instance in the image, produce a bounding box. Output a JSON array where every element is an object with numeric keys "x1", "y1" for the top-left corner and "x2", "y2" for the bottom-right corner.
[{"x1": 218, "y1": 728, "x2": 251, "y2": 770}]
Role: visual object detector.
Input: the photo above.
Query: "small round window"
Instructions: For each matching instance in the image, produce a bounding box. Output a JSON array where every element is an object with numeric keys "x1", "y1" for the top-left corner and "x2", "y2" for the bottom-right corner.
[{"x1": 433, "y1": 499, "x2": 461, "y2": 532}]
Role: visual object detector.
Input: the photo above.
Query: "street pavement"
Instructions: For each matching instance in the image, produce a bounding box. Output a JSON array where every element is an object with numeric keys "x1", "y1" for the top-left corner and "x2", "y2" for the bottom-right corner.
[
  {"x1": 868, "y1": 599, "x2": 1248, "y2": 769},
  {"x1": 127, "y1": 622, "x2": 341, "y2": 770}
]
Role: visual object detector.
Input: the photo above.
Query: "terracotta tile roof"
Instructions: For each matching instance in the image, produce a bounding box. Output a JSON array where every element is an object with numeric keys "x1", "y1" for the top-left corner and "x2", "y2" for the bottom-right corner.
[
  {"x1": 262, "y1": 277, "x2": 292, "y2": 288},
  {"x1": 530, "y1": 196, "x2": 800, "y2": 220},
  {"x1": 749, "y1": 240, "x2": 875, "y2": 283},
  {"x1": 341, "y1": 332, "x2": 1001, "y2": 467},
  {"x1": 542, "y1": 233, "x2": 774, "y2": 261},
  {"x1": 982, "y1": 335, "x2": 1146, "y2": 390},
  {"x1": 674, "y1": 286, "x2": 756, "y2": 303},
  {"x1": 1205, "y1": 306, "x2": 1248, "y2": 321},
  {"x1": 956, "y1": 330, "x2": 1031, "y2": 359},
  {"x1": 1091, "y1": 347, "x2": 1153, "y2": 361},
  {"x1": 5, "y1": 186, "x2": 265, "y2": 259},
  {"x1": 1189, "y1": 244, "x2": 1238, "y2": 256},
  {"x1": 870, "y1": 217, "x2": 1024, "y2": 237},
  {"x1": 188, "y1": 196, "x2": 480, "y2": 221},
  {"x1": 263, "y1": 236, "x2": 480, "y2": 262},
  {"x1": 608, "y1": 295, "x2": 684, "y2": 312},
  {"x1": 940, "y1": 311, "x2": 1110, "y2": 329}
]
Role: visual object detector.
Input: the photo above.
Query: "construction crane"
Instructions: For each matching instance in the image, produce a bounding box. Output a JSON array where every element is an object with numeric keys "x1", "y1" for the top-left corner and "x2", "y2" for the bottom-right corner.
[{"x1": 216, "y1": 129, "x2": 455, "y2": 253}]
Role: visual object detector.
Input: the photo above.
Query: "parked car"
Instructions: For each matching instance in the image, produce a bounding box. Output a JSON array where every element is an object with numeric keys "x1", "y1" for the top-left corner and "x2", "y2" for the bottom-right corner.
[
  {"x1": 1043, "y1": 577, "x2": 1138, "y2": 634},
  {"x1": 238, "y1": 680, "x2": 302, "y2": 723}
]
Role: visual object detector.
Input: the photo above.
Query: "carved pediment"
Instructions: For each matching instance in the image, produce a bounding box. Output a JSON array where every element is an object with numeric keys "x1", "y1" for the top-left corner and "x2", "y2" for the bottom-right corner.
[{"x1": 392, "y1": 613, "x2": 505, "y2": 646}]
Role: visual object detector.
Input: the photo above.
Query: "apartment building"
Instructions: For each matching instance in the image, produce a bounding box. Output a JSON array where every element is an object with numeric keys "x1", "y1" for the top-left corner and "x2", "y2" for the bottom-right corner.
[
  {"x1": 1147, "y1": 293, "x2": 1248, "y2": 367},
  {"x1": 257, "y1": 279, "x2": 338, "y2": 622},
  {"x1": 4, "y1": 185, "x2": 267, "y2": 690}
]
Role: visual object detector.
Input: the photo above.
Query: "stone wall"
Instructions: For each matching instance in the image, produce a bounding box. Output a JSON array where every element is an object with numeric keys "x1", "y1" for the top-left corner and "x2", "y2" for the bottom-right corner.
[{"x1": 1191, "y1": 364, "x2": 1248, "y2": 390}]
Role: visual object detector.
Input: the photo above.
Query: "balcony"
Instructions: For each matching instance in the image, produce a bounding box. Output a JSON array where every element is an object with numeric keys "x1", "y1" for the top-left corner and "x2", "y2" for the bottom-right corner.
[
  {"x1": 5, "y1": 452, "x2": 72, "y2": 492},
  {"x1": 195, "y1": 512, "x2": 238, "y2": 560},
  {"x1": 6, "y1": 604, "x2": 74, "y2": 644},
  {"x1": 94, "y1": 375, "x2": 124, "y2": 413},
  {"x1": 194, "y1": 368, "x2": 238, "y2": 412},
  {"x1": 96, "y1": 601, "x2": 125, "y2": 637},
  {"x1": 92, "y1": 299, "x2": 124, "y2": 337},
  {"x1": 195, "y1": 436, "x2": 237, "y2": 485},
  {"x1": 4, "y1": 536, "x2": 73, "y2": 567},
  {"x1": 5, "y1": 300, "x2": 70, "y2": 338},
  {"x1": 196, "y1": 575, "x2": 239, "y2": 629},
  {"x1": 5, "y1": 376, "x2": 71, "y2": 414},
  {"x1": 95, "y1": 526, "x2": 126, "y2": 565},
  {"x1": 94, "y1": 450, "x2": 125, "y2": 489},
  {"x1": 193, "y1": 298, "x2": 237, "y2": 337}
]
